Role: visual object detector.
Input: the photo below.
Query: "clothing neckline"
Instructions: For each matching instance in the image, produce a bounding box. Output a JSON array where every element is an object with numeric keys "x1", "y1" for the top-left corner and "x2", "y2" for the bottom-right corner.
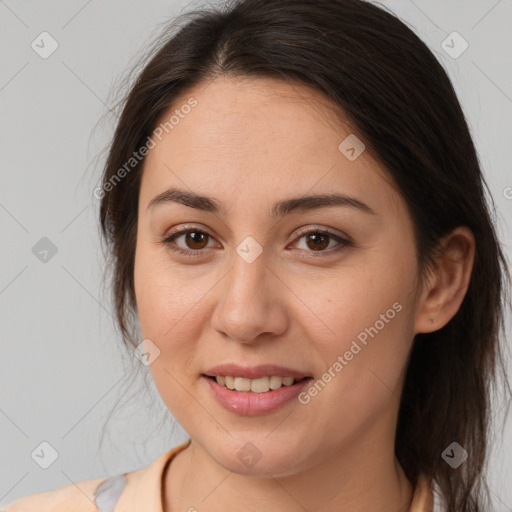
[
  {"x1": 156, "y1": 439, "x2": 434, "y2": 512},
  {"x1": 160, "y1": 438, "x2": 191, "y2": 511}
]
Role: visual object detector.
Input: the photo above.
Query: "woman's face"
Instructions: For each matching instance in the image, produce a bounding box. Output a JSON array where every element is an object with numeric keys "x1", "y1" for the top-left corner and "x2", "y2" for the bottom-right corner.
[{"x1": 134, "y1": 75, "x2": 425, "y2": 475}]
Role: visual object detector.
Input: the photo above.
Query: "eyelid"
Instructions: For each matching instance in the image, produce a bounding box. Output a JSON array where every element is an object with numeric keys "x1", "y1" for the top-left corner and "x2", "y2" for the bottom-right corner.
[
  {"x1": 160, "y1": 224, "x2": 352, "y2": 257},
  {"x1": 289, "y1": 225, "x2": 352, "y2": 257},
  {"x1": 162, "y1": 224, "x2": 219, "y2": 254},
  {"x1": 164, "y1": 223, "x2": 348, "y2": 242},
  {"x1": 292, "y1": 224, "x2": 348, "y2": 241}
]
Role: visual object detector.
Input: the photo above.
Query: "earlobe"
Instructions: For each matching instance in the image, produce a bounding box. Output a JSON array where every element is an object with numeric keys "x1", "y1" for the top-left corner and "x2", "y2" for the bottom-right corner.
[{"x1": 414, "y1": 226, "x2": 476, "y2": 334}]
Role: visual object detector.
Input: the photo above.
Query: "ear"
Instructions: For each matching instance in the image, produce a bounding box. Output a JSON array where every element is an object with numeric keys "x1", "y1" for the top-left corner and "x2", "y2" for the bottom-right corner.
[{"x1": 414, "y1": 226, "x2": 476, "y2": 334}]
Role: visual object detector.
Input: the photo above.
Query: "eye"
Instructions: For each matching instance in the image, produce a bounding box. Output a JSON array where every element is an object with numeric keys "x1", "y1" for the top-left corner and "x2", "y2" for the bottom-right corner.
[
  {"x1": 290, "y1": 226, "x2": 352, "y2": 256},
  {"x1": 160, "y1": 225, "x2": 352, "y2": 258},
  {"x1": 160, "y1": 227, "x2": 217, "y2": 257}
]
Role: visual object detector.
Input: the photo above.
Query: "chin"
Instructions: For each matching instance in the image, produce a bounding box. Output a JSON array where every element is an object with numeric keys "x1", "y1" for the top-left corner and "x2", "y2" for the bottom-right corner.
[{"x1": 205, "y1": 435, "x2": 311, "y2": 478}]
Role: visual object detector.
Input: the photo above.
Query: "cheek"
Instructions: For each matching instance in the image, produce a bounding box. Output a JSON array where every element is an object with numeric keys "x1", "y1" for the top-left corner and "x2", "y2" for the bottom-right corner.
[
  {"x1": 133, "y1": 248, "x2": 198, "y2": 393},
  {"x1": 307, "y1": 246, "x2": 416, "y2": 386},
  {"x1": 134, "y1": 247, "x2": 206, "y2": 417},
  {"x1": 134, "y1": 243, "x2": 203, "y2": 340},
  {"x1": 298, "y1": 288, "x2": 412, "y2": 448},
  {"x1": 312, "y1": 252, "x2": 410, "y2": 343}
]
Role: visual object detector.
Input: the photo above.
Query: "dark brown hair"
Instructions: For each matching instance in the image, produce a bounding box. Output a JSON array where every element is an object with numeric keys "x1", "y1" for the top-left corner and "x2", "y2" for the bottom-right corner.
[{"x1": 96, "y1": 0, "x2": 511, "y2": 510}]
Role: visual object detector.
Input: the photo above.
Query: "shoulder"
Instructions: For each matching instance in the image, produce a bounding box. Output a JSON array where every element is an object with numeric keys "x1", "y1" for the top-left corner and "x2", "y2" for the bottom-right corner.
[
  {"x1": 2, "y1": 439, "x2": 192, "y2": 512},
  {"x1": 1, "y1": 475, "x2": 106, "y2": 511}
]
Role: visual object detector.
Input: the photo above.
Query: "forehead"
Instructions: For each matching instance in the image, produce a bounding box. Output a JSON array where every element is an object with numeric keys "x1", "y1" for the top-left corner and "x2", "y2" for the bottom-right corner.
[
  {"x1": 155, "y1": 75, "x2": 353, "y2": 157},
  {"x1": 140, "y1": 75, "x2": 403, "y2": 221}
]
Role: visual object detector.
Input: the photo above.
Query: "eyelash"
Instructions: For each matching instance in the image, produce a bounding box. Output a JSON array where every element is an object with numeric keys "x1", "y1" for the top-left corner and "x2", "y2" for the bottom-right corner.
[{"x1": 159, "y1": 225, "x2": 352, "y2": 258}]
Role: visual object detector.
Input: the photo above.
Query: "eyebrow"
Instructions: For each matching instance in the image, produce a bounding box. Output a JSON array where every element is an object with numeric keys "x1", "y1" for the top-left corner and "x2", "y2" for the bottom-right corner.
[{"x1": 146, "y1": 187, "x2": 377, "y2": 217}]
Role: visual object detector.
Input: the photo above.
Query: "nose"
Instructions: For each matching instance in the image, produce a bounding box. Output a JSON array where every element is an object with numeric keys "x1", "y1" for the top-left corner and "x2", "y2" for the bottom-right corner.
[{"x1": 210, "y1": 249, "x2": 288, "y2": 344}]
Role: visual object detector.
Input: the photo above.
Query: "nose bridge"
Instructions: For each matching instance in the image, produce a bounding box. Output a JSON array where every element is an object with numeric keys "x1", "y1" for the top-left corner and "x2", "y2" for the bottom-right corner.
[
  {"x1": 227, "y1": 241, "x2": 271, "y2": 304},
  {"x1": 211, "y1": 241, "x2": 287, "y2": 342}
]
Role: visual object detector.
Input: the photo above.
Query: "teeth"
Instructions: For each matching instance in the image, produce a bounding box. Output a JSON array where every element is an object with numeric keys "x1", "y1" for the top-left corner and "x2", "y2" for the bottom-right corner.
[
  {"x1": 214, "y1": 375, "x2": 298, "y2": 393},
  {"x1": 235, "y1": 377, "x2": 252, "y2": 392},
  {"x1": 225, "y1": 376, "x2": 234, "y2": 389},
  {"x1": 270, "y1": 376, "x2": 283, "y2": 390},
  {"x1": 251, "y1": 377, "x2": 270, "y2": 393}
]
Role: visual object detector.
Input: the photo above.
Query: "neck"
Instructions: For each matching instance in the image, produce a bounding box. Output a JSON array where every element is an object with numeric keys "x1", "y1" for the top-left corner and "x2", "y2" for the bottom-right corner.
[{"x1": 163, "y1": 433, "x2": 413, "y2": 512}]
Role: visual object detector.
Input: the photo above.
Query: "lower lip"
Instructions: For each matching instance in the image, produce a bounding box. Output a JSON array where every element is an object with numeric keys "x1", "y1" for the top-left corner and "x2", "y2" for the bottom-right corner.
[{"x1": 203, "y1": 375, "x2": 313, "y2": 416}]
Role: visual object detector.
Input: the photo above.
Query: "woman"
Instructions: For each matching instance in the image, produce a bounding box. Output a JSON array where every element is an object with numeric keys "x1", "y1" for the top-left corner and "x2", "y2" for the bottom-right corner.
[{"x1": 4, "y1": 0, "x2": 510, "y2": 511}]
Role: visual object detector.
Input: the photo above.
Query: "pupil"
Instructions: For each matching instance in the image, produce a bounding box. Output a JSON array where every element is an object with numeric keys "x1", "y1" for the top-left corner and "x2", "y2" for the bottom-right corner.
[
  {"x1": 307, "y1": 233, "x2": 329, "y2": 251},
  {"x1": 187, "y1": 231, "x2": 207, "y2": 249},
  {"x1": 183, "y1": 232, "x2": 330, "y2": 251}
]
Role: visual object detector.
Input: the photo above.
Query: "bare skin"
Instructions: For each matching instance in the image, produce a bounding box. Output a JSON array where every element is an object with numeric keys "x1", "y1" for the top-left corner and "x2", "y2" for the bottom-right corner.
[{"x1": 133, "y1": 75, "x2": 475, "y2": 512}]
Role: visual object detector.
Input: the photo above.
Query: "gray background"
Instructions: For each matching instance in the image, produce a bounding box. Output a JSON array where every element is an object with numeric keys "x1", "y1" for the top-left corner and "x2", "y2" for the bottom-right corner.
[{"x1": 1, "y1": 0, "x2": 511, "y2": 508}]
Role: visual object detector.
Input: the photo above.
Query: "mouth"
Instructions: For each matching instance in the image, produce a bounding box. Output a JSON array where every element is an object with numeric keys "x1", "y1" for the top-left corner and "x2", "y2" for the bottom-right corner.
[
  {"x1": 203, "y1": 374, "x2": 312, "y2": 394},
  {"x1": 202, "y1": 374, "x2": 314, "y2": 415}
]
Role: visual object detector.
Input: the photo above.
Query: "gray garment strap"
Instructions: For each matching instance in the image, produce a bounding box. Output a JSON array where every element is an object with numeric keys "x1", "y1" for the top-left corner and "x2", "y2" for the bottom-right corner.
[
  {"x1": 94, "y1": 474, "x2": 127, "y2": 512},
  {"x1": 431, "y1": 481, "x2": 445, "y2": 512}
]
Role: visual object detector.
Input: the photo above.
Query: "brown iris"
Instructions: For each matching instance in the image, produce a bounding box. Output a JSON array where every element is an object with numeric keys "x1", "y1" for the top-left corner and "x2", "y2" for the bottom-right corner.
[
  {"x1": 305, "y1": 232, "x2": 330, "y2": 251},
  {"x1": 184, "y1": 231, "x2": 209, "y2": 250}
]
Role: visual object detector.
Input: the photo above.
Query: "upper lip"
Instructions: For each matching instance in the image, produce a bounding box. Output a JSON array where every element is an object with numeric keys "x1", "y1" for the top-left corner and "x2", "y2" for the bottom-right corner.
[{"x1": 204, "y1": 363, "x2": 312, "y2": 380}]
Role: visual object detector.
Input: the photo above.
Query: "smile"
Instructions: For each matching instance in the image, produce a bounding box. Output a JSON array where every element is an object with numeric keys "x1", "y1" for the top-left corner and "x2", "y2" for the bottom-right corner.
[
  {"x1": 210, "y1": 375, "x2": 307, "y2": 393},
  {"x1": 202, "y1": 375, "x2": 314, "y2": 416}
]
